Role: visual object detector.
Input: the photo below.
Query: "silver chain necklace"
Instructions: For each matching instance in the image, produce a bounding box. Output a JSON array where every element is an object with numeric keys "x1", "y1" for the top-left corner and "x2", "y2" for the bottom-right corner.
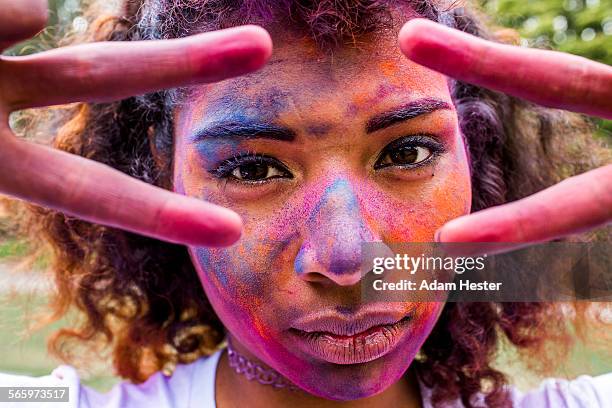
[{"x1": 226, "y1": 340, "x2": 299, "y2": 391}]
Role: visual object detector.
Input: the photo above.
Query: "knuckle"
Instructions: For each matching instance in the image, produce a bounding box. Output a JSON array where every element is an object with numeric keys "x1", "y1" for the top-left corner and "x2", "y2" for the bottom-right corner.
[
  {"x1": 592, "y1": 165, "x2": 612, "y2": 219},
  {"x1": 510, "y1": 205, "x2": 532, "y2": 242},
  {"x1": 574, "y1": 64, "x2": 592, "y2": 99},
  {"x1": 571, "y1": 60, "x2": 602, "y2": 104},
  {"x1": 67, "y1": 53, "x2": 98, "y2": 89}
]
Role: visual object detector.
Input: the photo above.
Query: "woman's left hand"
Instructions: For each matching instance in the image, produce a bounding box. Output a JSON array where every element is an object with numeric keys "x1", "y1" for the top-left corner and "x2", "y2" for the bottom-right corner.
[{"x1": 398, "y1": 18, "x2": 612, "y2": 255}]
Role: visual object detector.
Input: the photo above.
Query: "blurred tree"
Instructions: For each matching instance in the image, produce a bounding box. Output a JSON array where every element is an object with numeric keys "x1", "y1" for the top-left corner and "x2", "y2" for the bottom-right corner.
[{"x1": 480, "y1": 0, "x2": 612, "y2": 136}]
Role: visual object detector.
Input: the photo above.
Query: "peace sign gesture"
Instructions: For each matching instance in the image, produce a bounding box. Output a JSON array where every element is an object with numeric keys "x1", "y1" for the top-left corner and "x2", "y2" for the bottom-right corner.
[
  {"x1": 399, "y1": 19, "x2": 612, "y2": 255},
  {"x1": 0, "y1": 0, "x2": 272, "y2": 247}
]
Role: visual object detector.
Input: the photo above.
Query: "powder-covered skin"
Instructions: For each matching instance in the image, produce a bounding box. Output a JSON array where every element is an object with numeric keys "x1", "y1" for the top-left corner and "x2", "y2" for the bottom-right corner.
[{"x1": 173, "y1": 21, "x2": 471, "y2": 401}]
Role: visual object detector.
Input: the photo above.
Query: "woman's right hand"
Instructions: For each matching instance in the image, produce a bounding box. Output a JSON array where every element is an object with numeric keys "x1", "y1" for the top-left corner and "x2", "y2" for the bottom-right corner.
[{"x1": 0, "y1": 0, "x2": 272, "y2": 247}]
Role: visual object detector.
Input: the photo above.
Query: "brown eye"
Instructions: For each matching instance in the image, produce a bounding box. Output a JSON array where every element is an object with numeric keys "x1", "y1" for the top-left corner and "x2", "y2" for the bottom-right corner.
[
  {"x1": 210, "y1": 153, "x2": 292, "y2": 183},
  {"x1": 378, "y1": 146, "x2": 432, "y2": 167},
  {"x1": 374, "y1": 135, "x2": 445, "y2": 170},
  {"x1": 231, "y1": 162, "x2": 285, "y2": 181}
]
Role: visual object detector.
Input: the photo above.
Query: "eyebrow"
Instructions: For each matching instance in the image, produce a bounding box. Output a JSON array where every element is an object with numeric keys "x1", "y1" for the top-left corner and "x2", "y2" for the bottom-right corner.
[
  {"x1": 192, "y1": 97, "x2": 451, "y2": 143},
  {"x1": 365, "y1": 98, "x2": 452, "y2": 134},
  {"x1": 192, "y1": 122, "x2": 296, "y2": 142}
]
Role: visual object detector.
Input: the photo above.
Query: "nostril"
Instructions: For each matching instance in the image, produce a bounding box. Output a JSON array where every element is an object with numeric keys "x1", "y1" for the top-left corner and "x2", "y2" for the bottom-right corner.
[
  {"x1": 300, "y1": 271, "x2": 330, "y2": 284},
  {"x1": 330, "y1": 271, "x2": 364, "y2": 287},
  {"x1": 299, "y1": 269, "x2": 363, "y2": 287},
  {"x1": 295, "y1": 239, "x2": 366, "y2": 286}
]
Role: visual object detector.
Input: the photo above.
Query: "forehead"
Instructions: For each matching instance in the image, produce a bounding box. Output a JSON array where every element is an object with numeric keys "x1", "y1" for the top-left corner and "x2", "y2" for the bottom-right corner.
[{"x1": 176, "y1": 25, "x2": 452, "y2": 131}]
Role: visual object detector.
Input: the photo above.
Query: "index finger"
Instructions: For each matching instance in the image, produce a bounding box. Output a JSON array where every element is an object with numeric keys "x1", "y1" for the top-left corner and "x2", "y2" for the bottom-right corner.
[
  {"x1": 435, "y1": 165, "x2": 612, "y2": 256},
  {"x1": 399, "y1": 19, "x2": 612, "y2": 119},
  {"x1": 0, "y1": 127, "x2": 243, "y2": 247}
]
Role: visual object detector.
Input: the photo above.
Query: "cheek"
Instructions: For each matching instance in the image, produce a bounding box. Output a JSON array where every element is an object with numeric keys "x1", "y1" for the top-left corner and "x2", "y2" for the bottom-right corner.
[
  {"x1": 187, "y1": 201, "x2": 302, "y2": 335},
  {"x1": 361, "y1": 143, "x2": 471, "y2": 242},
  {"x1": 189, "y1": 244, "x2": 282, "y2": 347},
  {"x1": 175, "y1": 141, "x2": 290, "y2": 316}
]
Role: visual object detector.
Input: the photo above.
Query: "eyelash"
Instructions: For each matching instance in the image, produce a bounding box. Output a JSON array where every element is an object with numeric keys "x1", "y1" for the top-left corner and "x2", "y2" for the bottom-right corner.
[
  {"x1": 208, "y1": 135, "x2": 446, "y2": 184},
  {"x1": 373, "y1": 135, "x2": 446, "y2": 170},
  {"x1": 208, "y1": 151, "x2": 292, "y2": 184}
]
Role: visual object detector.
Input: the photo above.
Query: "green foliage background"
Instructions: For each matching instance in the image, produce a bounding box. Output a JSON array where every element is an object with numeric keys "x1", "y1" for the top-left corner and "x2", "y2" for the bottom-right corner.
[
  {"x1": 482, "y1": 0, "x2": 611, "y2": 65},
  {"x1": 481, "y1": 0, "x2": 612, "y2": 135}
]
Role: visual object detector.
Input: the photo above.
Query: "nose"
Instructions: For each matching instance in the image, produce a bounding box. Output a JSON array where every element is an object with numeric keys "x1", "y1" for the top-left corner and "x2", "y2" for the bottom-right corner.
[{"x1": 294, "y1": 179, "x2": 378, "y2": 286}]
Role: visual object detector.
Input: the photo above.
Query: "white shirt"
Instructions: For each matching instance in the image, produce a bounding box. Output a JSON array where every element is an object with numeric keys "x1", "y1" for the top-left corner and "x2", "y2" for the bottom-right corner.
[{"x1": 0, "y1": 348, "x2": 610, "y2": 407}]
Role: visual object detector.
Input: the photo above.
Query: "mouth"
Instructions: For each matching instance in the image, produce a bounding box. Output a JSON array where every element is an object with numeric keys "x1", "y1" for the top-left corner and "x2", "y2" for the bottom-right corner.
[{"x1": 288, "y1": 308, "x2": 414, "y2": 365}]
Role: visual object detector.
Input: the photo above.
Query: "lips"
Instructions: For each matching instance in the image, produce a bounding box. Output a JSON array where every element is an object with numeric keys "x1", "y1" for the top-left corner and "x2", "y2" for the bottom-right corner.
[{"x1": 289, "y1": 307, "x2": 413, "y2": 365}]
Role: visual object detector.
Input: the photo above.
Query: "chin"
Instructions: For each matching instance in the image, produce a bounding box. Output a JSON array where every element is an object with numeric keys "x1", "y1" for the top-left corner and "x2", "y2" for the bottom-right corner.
[{"x1": 281, "y1": 339, "x2": 419, "y2": 401}]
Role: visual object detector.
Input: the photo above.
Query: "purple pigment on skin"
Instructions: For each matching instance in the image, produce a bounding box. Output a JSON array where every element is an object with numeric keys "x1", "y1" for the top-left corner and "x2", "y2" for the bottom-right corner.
[
  {"x1": 296, "y1": 179, "x2": 374, "y2": 277},
  {"x1": 171, "y1": 18, "x2": 471, "y2": 401},
  {"x1": 305, "y1": 123, "x2": 334, "y2": 137}
]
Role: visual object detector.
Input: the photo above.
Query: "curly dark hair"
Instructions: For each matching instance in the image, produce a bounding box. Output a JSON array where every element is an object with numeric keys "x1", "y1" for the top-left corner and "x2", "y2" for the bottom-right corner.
[{"x1": 11, "y1": 1, "x2": 611, "y2": 407}]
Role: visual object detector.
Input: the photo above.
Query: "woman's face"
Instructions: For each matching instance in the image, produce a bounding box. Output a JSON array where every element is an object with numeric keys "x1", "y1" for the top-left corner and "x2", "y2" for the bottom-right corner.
[{"x1": 173, "y1": 24, "x2": 471, "y2": 400}]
